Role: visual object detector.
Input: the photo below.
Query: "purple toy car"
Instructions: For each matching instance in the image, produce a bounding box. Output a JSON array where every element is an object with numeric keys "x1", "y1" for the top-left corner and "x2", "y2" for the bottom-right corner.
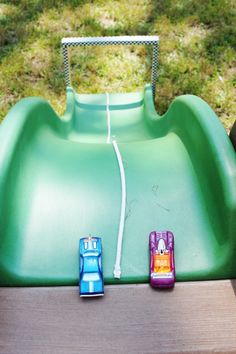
[{"x1": 149, "y1": 231, "x2": 175, "y2": 288}]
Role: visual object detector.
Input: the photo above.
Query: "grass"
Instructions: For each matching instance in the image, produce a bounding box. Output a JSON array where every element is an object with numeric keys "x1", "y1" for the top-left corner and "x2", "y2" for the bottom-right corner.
[{"x1": 0, "y1": 0, "x2": 235, "y2": 131}]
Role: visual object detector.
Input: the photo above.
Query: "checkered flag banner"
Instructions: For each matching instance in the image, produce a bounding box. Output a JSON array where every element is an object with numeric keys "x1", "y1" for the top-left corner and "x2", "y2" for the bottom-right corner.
[{"x1": 61, "y1": 35, "x2": 159, "y2": 98}]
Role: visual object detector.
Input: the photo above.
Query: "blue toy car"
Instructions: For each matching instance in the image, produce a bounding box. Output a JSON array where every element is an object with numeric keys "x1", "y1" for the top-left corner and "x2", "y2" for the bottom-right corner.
[{"x1": 79, "y1": 236, "x2": 104, "y2": 297}]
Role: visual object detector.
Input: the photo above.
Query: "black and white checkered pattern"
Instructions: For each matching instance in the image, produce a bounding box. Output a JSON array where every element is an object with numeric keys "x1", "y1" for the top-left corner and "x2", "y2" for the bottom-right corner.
[
  {"x1": 61, "y1": 36, "x2": 159, "y2": 97},
  {"x1": 62, "y1": 45, "x2": 71, "y2": 87},
  {"x1": 151, "y1": 41, "x2": 159, "y2": 99}
]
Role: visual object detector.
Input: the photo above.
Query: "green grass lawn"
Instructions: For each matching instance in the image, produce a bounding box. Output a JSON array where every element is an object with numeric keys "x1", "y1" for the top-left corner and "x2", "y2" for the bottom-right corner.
[{"x1": 0, "y1": 0, "x2": 235, "y2": 131}]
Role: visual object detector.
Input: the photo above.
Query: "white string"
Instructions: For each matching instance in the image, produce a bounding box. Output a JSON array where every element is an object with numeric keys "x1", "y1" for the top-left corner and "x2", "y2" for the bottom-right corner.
[
  {"x1": 105, "y1": 93, "x2": 126, "y2": 279},
  {"x1": 112, "y1": 139, "x2": 126, "y2": 279}
]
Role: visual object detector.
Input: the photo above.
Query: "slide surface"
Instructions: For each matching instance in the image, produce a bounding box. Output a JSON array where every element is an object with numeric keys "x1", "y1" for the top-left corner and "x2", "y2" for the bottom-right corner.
[{"x1": 0, "y1": 85, "x2": 235, "y2": 285}]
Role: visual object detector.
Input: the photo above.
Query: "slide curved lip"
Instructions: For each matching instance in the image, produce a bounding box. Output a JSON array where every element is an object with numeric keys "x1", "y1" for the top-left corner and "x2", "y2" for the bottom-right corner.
[{"x1": 76, "y1": 99, "x2": 144, "y2": 111}]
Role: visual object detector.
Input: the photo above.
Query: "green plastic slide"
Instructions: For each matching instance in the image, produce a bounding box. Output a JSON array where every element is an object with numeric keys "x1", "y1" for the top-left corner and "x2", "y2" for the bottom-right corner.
[{"x1": 0, "y1": 36, "x2": 235, "y2": 286}]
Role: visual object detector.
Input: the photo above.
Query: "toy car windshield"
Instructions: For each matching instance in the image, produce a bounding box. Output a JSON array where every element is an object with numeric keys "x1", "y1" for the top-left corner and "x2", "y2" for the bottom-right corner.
[
  {"x1": 149, "y1": 231, "x2": 175, "y2": 288},
  {"x1": 79, "y1": 236, "x2": 104, "y2": 297}
]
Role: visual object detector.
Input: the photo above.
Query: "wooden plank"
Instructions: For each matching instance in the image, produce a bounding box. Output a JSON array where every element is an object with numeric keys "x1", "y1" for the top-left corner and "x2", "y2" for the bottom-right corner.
[{"x1": 0, "y1": 280, "x2": 236, "y2": 354}]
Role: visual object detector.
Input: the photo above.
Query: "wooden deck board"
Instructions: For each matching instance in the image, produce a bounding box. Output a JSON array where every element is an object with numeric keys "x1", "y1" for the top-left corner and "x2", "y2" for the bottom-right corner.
[{"x1": 0, "y1": 280, "x2": 236, "y2": 354}]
